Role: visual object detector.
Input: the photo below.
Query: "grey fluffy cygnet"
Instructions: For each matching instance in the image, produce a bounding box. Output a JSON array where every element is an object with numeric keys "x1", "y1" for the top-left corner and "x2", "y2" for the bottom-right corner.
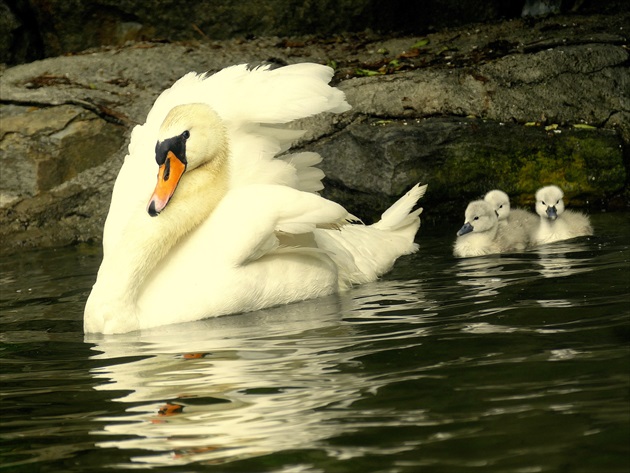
[
  {"x1": 453, "y1": 200, "x2": 530, "y2": 258},
  {"x1": 484, "y1": 189, "x2": 537, "y2": 250},
  {"x1": 531, "y1": 185, "x2": 593, "y2": 245}
]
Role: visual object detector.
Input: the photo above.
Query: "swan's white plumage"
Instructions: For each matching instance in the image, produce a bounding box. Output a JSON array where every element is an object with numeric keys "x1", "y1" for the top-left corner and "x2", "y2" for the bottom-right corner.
[{"x1": 85, "y1": 63, "x2": 426, "y2": 334}]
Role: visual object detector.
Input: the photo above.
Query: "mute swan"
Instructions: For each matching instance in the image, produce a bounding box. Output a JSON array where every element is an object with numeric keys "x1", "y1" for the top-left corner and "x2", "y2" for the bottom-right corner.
[
  {"x1": 484, "y1": 189, "x2": 536, "y2": 250},
  {"x1": 453, "y1": 200, "x2": 529, "y2": 258},
  {"x1": 531, "y1": 185, "x2": 593, "y2": 245},
  {"x1": 84, "y1": 63, "x2": 428, "y2": 334}
]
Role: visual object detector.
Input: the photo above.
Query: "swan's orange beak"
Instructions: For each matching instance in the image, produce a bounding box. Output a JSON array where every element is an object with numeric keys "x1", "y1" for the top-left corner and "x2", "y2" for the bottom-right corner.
[{"x1": 147, "y1": 150, "x2": 186, "y2": 216}]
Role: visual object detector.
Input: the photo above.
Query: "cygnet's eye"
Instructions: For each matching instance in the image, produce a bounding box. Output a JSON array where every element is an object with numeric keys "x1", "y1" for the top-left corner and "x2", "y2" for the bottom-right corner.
[
  {"x1": 556, "y1": 200, "x2": 560, "y2": 205},
  {"x1": 473, "y1": 216, "x2": 479, "y2": 221},
  {"x1": 541, "y1": 201, "x2": 546, "y2": 205},
  {"x1": 181, "y1": 130, "x2": 190, "y2": 140},
  {"x1": 499, "y1": 204, "x2": 504, "y2": 209}
]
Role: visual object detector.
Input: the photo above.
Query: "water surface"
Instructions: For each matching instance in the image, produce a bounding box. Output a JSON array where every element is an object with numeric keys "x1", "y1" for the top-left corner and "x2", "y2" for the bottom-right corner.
[{"x1": 1, "y1": 213, "x2": 629, "y2": 472}]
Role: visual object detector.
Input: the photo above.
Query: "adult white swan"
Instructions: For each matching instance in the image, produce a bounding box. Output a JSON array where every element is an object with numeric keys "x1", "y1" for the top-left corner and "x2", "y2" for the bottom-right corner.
[{"x1": 84, "y1": 63, "x2": 428, "y2": 334}]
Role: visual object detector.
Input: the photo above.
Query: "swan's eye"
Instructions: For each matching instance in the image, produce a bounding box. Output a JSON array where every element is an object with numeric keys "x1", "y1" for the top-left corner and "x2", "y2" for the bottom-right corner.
[
  {"x1": 541, "y1": 201, "x2": 546, "y2": 205},
  {"x1": 556, "y1": 200, "x2": 560, "y2": 205},
  {"x1": 499, "y1": 205, "x2": 503, "y2": 209},
  {"x1": 473, "y1": 216, "x2": 479, "y2": 221},
  {"x1": 181, "y1": 130, "x2": 190, "y2": 140}
]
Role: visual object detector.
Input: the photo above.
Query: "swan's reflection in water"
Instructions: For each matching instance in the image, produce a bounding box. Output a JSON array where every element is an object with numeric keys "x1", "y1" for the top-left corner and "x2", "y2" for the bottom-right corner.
[
  {"x1": 454, "y1": 257, "x2": 514, "y2": 298},
  {"x1": 534, "y1": 240, "x2": 594, "y2": 308},
  {"x1": 534, "y1": 240, "x2": 593, "y2": 280},
  {"x1": 87, "y1": 280, "x2": 429, "y2": 467},
  {"x1": 452, "y1": 239, "x2": 595, "y2": 308}
]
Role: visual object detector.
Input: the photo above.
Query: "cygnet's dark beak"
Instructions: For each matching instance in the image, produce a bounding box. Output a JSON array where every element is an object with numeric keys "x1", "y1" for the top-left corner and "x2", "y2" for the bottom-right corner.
[
  {"x1": 457, "y1": 222, "x2": 474, "y2": 236},
  {"x1": 546, "y1": 206, "x2": 558, "y2": 220}
]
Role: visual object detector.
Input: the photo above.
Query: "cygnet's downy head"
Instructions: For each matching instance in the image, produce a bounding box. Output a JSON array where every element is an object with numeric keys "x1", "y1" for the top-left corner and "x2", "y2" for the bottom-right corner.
[
  {"x1": 535, "y1": 185, "x2": 565, "y2": 220},
  {"x1": 148, "y1": 103, "x2": 227, "y2": 216},
  {"x1": 484, "y1": 189, "x2": 511, "y2": 221},
  {"x1": 457, "y1": 200, "x2": 498, "y2": 236}
]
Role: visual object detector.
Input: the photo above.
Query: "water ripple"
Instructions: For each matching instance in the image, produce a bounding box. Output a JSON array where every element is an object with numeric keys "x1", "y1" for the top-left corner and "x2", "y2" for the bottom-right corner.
[{"x1": 0, "y1": 216, "x2": 628, "y2": 471}]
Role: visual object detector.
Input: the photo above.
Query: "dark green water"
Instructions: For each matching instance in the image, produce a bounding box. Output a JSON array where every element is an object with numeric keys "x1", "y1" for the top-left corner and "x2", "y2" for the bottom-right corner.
[{"x1": 1, "y1": 213, "x2": 629, "y2": 473}]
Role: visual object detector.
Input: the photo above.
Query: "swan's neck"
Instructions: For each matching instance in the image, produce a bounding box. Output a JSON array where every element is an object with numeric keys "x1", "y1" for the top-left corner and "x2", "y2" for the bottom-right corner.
[{"x1": 98, "y1": 157, "x2": 229, "y2": 307}]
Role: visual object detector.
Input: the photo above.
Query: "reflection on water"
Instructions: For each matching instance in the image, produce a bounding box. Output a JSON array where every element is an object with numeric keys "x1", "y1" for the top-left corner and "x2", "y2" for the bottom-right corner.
[
  {"x1": 455, "y1": 257, "x2": 519, "y2": 298},
  {"x1": 453, "y1": 240, "x2": 599, "y2": 312},
  {"x1": 1, "y1": 213, "x2": 629, "y2": 472},
  {"x1": 87, "y1": 281, "x2": 436, "y2": 467},
  {"x1": 534, "y1": 241, "x2": 595, "y2": 308},
  {"x1": 88, "y1": 297, "x2": 360, "y2": 466},
  {"x1": 534, "y1": 241, "x2": 594, "y2": 279}
]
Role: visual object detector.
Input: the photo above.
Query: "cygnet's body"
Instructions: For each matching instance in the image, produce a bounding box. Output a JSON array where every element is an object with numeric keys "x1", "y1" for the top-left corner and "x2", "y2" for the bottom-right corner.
[
  {"x1": 484, "y1": 189, "x2": 537, "y2": 250},
  {"x1": 453, "y1": 200, "x2": 529, "y2": 258},
  {"x1": 531, "y1": 185, "x2": 593, "y2": 245}
]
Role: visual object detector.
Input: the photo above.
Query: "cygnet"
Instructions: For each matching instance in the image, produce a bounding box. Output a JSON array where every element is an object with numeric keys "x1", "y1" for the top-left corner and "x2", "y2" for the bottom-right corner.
[
  {"x1": 484, "y1": 189, "x2": 537, "y2": 250},
  {"x1": 531, "y1": 185, "x2": 593, "y2": 245},
  {"x1": 454, "y1": 200, "x2": 530, "y2": 258}
]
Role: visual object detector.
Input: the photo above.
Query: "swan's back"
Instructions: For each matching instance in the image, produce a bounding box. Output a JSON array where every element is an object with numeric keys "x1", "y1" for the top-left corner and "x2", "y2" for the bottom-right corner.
[
  {"x1": 497, "y1": 208, "x2": 535, "y2": 251},
  {"x1": 561, "y1": 209, "x2": 593, "y2": 235},
  {"x1": 509, "y1": 208, "x2": 538, "y2": 228},
  {"x1": 495, "y1": 218, "x2": 531, "y2": 252}
]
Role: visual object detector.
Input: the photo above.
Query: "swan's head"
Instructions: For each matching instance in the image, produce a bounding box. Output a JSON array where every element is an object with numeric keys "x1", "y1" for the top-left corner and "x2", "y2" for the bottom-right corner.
[
  {"x1": 148, "y1": 103, "x2": 227, "y2": 216},
  {"x1": 457, "y1": 200, "x2": 498, "y2": 236},
  {"x1": 535, "y1": 185, "x2": 565, "y2": 220},
  {"x1": 484, "y1": 189, "x2": 511, "y2": 220}
]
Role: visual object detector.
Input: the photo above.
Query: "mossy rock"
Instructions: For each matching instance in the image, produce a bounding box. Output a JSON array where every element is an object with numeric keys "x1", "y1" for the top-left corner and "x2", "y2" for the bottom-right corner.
[{"x1": 314, "y1": 117, "x2": 626, "y2": 222}]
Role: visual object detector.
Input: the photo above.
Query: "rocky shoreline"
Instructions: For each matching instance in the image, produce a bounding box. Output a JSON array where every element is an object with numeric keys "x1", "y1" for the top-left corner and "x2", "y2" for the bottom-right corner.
[{"x1": 1, "y1": 12, "x2": 628, "y2": 249}]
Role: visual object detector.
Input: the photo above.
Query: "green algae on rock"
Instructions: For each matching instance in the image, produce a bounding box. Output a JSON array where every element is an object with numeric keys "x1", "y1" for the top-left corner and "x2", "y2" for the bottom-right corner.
[{"x1": 311, "y1": 117, "x2": 626, "y2": 223}]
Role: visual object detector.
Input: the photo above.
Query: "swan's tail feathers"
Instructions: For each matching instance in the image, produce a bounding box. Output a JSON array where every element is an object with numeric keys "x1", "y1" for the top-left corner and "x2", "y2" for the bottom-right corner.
[
  {"x1": 313, "y1": 183, "x2": 428, "y2": 289},
  {"x1": 372, "y1": 183, "x2": 428, "y2": 232}
]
